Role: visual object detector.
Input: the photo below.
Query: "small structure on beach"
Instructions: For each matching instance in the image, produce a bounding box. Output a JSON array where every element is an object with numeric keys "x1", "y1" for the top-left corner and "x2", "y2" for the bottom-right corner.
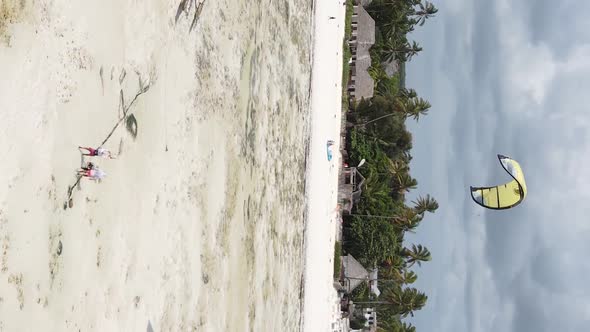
[
  {"x1": 338, "y1": 166, "x2": 366, "y2": 214},
  {"x1": 348, "y1": 1, "x2": 375, "y2": 102},
  {"x1": 352, "y1": 307, "x2": 378, "y2": 332},
  {"x1": 341, "y1": 254, "x2": 369, "y2": 293},
  {"x1": 368, "y1": 268, "x2": 380, "y2": 298},
  {"x1": 340, "y1": 255, "x2": 380, "y2": 297}
]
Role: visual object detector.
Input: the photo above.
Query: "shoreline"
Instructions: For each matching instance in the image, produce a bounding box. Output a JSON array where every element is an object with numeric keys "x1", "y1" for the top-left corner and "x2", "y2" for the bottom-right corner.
[{"x1": 301, "y1": 0, "x2": 347, "y2": 330}]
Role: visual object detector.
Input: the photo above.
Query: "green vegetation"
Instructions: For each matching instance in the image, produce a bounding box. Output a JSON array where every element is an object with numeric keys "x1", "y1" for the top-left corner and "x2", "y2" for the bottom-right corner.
[
  {"x1": 334, "y1": 241, "x2": 342, "y2": 278},
  {"x1": 338, "y1": 1, "x2": 438, "y2": 331},
  {"x1": 344, "y1": 0, "x2": 354, "y2": 40},
  {"x1": 350, "y1": 316, "x2": 368, "y2": 330},
  {"x1": 342, "y1": 0, "x2": 354, "y2": 97},
  {"x1": 343, "y1": 39, "x2": 352, "y2": 98}
]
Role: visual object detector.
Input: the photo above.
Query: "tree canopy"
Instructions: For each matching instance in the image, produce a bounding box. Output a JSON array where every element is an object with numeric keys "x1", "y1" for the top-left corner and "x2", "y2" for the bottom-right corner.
[{"x1": 340, "y1": 0, "x2": 439, "y2": 330}]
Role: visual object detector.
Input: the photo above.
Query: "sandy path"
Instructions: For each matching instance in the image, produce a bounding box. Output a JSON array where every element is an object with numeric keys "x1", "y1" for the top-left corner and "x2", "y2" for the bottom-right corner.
[{"x1": 301, "y1": 0, "x2": 347, "y2": 331}]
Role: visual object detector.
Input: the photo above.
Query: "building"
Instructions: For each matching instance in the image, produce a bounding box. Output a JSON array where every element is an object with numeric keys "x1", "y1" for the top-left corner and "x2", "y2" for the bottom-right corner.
[
  {"x1": 338, "y1": 166, "x2": 366, "y2": 214},
  {"x1": 348, "y1": 1, "x2": 375, "y2": 102},
  {"x1": 341, "y1": 254, "x2": 370, "y2": 293},
  {"x1": 340, "y1": 255, "x2": 380, "y2": 296},
  {"x1": 368, "y1": 268, "x2": 380, "y2": 298}
]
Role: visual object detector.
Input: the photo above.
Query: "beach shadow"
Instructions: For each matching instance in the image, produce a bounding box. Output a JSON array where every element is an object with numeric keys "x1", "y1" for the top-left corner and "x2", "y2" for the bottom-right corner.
[
  {"x1": 175, "y1": 0, "x2": 205, "y2": 32},
  {"x1": 175, "y1": 0, "x2": 188, "y2": 23},
  {"x1": 147, "y1": 321, "x2": 154, "y2": 332},
  {"x1": 125, "y1": 114, "x2": 138, "y2": 139},
  {"x1": 63, "y1": 175, "x2": 82, "y2": 210},
  {"x1": 189, "y1": 1, "x2": 206, "y2": 32}
]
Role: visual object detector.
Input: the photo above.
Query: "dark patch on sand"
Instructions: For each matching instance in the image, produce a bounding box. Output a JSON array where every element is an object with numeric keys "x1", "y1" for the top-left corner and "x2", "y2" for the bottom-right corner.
[
  {"x1": 125, "y1": 114, "x2": 138, "y2": 139},
  {"x1": 0, "y1": 0, "x2": 27, "y2": 45}
]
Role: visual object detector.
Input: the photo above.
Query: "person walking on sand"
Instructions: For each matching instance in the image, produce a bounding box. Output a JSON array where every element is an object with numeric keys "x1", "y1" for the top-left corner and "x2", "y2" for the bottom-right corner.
[
  {"x1": 81, "y1": 162, "x2": 95, "y2": 171},
  {"x1": 77, "y1": 162, "x2": 106, "y2": 182},
  {"x1": 78, "y1": 146, "x2": 117, "y2": 159}
]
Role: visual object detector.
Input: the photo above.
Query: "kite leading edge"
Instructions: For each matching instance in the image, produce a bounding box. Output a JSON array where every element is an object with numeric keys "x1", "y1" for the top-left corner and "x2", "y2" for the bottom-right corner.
[{"x1": 470, "y1": 154, "x2": 527, "y2": 210}]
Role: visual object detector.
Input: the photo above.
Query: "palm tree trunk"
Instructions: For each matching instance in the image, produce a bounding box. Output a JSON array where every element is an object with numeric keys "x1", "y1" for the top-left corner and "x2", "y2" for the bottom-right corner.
[
  {"x1": 353, "y1": 301, "x2": 392, "y2": 305},
  {"x1": 355, "y1": 113, "x2": 397, "y2": 127}
]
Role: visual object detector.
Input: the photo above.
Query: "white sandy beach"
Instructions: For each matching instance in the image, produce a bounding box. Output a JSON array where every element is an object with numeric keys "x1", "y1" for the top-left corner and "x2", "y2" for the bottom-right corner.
[
  {"x1": 1, "y1": 0, "x2": 344, "y2": 331},
  {"x1": 301, "y1": 0, "x2": 346, "y2": 331}
]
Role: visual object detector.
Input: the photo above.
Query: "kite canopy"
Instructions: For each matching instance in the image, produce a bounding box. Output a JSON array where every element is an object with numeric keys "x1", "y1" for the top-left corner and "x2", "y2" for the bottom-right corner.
[{"x1": 470, "y1": 154, "x2": 527, "y2": 210}]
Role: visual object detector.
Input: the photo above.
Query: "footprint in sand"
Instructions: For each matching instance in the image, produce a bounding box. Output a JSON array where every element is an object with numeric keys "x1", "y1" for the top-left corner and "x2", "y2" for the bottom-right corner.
[
  {"x1": 7, "y1": 273, "x2": 24, "y2": 310},
  {"x1": 1, "y1": 236, "x2": 9, "y2": 273},
  {"x1": 96, "y1": 246, "x2": 102, "y2": 268},
  {"x1": 1, "y1": 215, "x2": 9, "y2": 273},
  {"x1": 48, "y1": 226, "x2": 63, "y2": 289}
]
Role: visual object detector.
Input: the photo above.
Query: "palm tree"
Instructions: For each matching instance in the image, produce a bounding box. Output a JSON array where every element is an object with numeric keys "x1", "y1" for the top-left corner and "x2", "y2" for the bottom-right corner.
[
  {"x1": 396, "y1": 321, "x2": 417, "y2": 332},
  {"x1": 380, "y1": 38, "x2": 406, "y2": 63},
  {"x1": 377, "y1": 4, "x2": 415, "y2": 40},
  {"x1": 402, "y1": 244, "x2": 431, "y2": 267},
  {"x1": 363, "y1": 173, "x2": 392, "y2": 207},
  {"x1": 412, "y1": 1, "x2": 438, "y2": 26},
  {"x1": 402, "y1": 97, "x2": 431, "y2": 121},
  {"x1": 412, "y1": 194, "x2": 439, "y2": 215},
  {"x1": 355, "y1": 286, "x2": 428, "y2": 318},
  {"x1": 385, "y1": 158, "x2": 409, "y2": 177},
  {"x1": 381, "y1": 253, "x2": 406, "y2": 272},
  {"x1": 355, "y1": 111, "x2": 397, "y2": 128},
  {"x1": 368, "y1": 64, "x2": 390, "y2": 88},
  {"x1": 378, "y1": 320, "x2": 417, "y2": 332},
  {"x1": 399, "y1": 87, "x2": 418, "y2": 99},
  {"x1": 385, "y1": 268, "x2": 418, "y2": 285},
  {"x1": 390, "y1": 287, "x2": 428, "y2": 317},
  {"x1": 391, "y1": 207, "x2": 422, "y2": 232},
  {"x1": 381, "y1": 38, "x2": 423, "y2": 63},
  {"x1": 401, "y1": 270, "x2": 418, "y2": 285},
  {"x1": 395, "y1": 173, "x2": 418, "y2": 194}
]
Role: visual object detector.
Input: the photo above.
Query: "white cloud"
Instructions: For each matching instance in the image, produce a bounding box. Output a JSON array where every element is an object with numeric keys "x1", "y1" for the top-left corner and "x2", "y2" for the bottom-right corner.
[
  {"x1": 496, "y1": 2, "x2": 590, "y2": 117},
  {"x1": 494, "y1": 4, "x2": 557, "y2": 110}
]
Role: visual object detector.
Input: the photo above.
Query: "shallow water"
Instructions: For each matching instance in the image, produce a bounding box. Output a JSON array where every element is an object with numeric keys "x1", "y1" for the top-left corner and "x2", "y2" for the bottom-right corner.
[{"x1": 187, "y1": 0, "x2": 313, "y2": 330}]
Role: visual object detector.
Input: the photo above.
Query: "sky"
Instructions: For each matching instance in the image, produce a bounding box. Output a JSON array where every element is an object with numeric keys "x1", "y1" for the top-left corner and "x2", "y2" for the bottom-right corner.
[{"x1": 404, "y1": 1, "x2": 590, "y2": 331}]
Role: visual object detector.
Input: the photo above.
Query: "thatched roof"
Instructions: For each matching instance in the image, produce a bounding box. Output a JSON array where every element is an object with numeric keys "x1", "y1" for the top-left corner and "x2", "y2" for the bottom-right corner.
[
  {"x1": 342, "y1": 254, "x2": 369, "y2": 292},
  {"x1": 352, "y1": 6, "x2": 375, "y2": 46},
  {"x1": 351, "y1": 4, "x2": 375, "y2": 101}
]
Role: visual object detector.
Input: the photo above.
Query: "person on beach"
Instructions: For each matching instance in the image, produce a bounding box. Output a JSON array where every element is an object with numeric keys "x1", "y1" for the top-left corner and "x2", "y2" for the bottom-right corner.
[
  {"x1": 327, "y1": 140, "x2": 334, "y2": 161},
  {"x1": 77, "y1": 162, "x2": 106, "y2": 182},
  {"x1": 81, "y1": 162, "x2": 95, "y2": 171},
  {"x1": 78, "y1": 146, "x2": 117, "y2": 159}
]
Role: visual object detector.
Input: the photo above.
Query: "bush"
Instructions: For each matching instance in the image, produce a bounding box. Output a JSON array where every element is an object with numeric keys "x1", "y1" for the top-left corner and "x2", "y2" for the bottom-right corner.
[
  {"x1": 350, "y1": 317, "x2": 367, "y2": 330},
  {"x1": 334, "y1": 241, "x2": 342, "y2": 278}
]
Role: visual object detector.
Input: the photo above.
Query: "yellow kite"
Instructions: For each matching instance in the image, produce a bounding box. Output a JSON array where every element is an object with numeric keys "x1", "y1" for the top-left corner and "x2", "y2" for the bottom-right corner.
[{"x1": 470, "y1": 155, "x2": 527, "y2": 210}]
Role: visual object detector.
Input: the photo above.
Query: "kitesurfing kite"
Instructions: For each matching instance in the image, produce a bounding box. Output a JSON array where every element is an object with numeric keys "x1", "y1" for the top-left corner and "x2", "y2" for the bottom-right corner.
[{"x1": 470, "y1": 154, "x2": 527, "y2": 210}]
